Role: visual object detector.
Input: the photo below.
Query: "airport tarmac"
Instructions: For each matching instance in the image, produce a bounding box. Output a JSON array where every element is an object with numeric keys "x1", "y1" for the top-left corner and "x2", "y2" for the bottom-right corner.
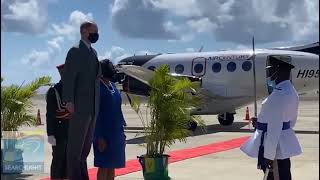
[{"x1": 1, "y1": 96, "x2": 319, "y2": 180}]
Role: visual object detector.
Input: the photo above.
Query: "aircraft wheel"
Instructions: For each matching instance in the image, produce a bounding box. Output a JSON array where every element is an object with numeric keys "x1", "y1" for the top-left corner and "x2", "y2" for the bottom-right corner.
[
  {"x1": 218, "y1": 113, "x2": 234, "y2": 126},
  {"x1": 187, "y1": 120, "x2": 198, "y2": 132}
]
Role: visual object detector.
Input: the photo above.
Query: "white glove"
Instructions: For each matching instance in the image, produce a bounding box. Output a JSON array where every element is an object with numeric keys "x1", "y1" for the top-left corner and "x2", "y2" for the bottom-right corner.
[{"x1": 48, "y1": 135, "x2": 56, "y2": 146}]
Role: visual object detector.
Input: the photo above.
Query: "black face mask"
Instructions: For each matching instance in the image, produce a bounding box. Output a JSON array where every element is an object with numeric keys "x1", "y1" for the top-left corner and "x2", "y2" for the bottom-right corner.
[{"x1": 88, "y1": 33, "x2": 99, "y2": 43}]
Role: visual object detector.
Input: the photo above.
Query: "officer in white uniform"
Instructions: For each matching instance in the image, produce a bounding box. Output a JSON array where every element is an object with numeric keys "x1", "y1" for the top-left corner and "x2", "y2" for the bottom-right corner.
[{"x1": 240, "y1": 55, "x2": 302, "y2": 180}]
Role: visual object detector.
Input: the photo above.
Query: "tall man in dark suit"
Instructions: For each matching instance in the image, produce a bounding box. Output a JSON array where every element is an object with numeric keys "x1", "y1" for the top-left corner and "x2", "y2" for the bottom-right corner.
[{"x1": 62, "y1": 21, "x2": 101, "y2": 180}]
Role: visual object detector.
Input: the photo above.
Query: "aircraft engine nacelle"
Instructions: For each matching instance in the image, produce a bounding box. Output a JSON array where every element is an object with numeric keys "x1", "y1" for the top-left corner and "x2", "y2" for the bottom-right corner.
[
  {"x1": 169, "y1": 73, "x2": 202, "y2": 85},
  {"x1": 111, "y1": 72, "x2": 125, "y2": 84},
  {"x1": 122, "y1": 75, "x2": 151, "y2": 96},
  {"x1": 114, "y1": 71, "x2": 202, "y2": 97}
]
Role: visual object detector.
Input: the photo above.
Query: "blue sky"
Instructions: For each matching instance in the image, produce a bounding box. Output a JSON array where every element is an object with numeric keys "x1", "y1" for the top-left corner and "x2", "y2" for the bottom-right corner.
[{"x1": 1, "y1": 0, "x2": 319, "y2": 85}]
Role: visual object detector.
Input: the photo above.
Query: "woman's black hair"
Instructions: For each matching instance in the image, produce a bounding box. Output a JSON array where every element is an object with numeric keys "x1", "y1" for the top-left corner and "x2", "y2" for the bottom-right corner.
[{"x1": 100, "y1": 59, "x2": 116, "y2": 79}]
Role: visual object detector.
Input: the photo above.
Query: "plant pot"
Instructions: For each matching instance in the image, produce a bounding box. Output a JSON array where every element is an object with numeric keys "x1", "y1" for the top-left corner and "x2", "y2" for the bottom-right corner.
[{"x1": 138, "y1": 154, "x2": 170, "y2": 180}]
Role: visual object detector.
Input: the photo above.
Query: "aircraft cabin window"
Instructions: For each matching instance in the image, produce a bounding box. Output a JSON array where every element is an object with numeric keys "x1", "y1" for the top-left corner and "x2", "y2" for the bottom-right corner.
[
  {"x1": 148, "y1": 66, "x2": 156, "y2": 71},
  {"x1": 242, "y1": 61, "x2": 252, "y2": 71},
  {"x1": 175, "y1": 64, "x2": 184, "y2": 74},
  {"x1": 212, "y1": 63, "x2": 221, "y2": 73},
  {"x1": 194, "y1": 63, "x2": 204, "y2": 73},
  {"x1": 227, "y1": 62, "x2": 236, "y2": 72}
]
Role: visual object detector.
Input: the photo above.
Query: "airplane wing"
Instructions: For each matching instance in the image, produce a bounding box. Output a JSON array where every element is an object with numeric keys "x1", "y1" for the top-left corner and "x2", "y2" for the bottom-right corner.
[
  {"x1": 199, "y1": 88, "x2": 251, "y2": 100},
  {"x1": 117, "y1": 65, "x2": 202, "y2": 85},
  {"x1": 117, "y1": 65, "x2": 154, "y2": 85}
]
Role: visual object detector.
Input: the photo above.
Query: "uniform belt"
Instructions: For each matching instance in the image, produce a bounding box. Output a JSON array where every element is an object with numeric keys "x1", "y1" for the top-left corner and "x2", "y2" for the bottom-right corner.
[
  {"x1": 257, "y1": 121, "x2": 291, "y2": 170},
  {"x1": 256, "y1": 121, "x2": 290, "y2": 131}
]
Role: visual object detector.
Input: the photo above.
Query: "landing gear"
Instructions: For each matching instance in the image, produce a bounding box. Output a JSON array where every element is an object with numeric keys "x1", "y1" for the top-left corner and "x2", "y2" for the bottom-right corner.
[
  {"x1": 187, "y1": 120, "x2": 198, "y2": 132},
  {"x1": 218, "y1": 112, "x2": 234, "y2": 126}
]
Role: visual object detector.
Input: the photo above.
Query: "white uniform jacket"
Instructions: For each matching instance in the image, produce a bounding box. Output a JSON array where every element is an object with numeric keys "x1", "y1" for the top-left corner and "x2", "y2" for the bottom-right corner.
[{"x1": 240, "y1": 80, "x2": 302, "y2": 160}]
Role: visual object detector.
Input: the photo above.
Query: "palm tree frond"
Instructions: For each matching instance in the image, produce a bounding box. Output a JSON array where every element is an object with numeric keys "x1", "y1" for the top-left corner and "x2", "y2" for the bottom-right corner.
[{"x1": 1, "y1": 76, "x2": 51, "y2": 132}]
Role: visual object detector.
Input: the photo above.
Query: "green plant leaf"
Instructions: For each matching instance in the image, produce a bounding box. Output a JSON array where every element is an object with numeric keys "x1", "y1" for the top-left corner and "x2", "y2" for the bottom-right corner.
[
  {"x1": 1, "y1": 76, "x2": 51, "y2": 132},
  {"x1": 131, "y1": 64, "x2": 205, "y2": 157}
]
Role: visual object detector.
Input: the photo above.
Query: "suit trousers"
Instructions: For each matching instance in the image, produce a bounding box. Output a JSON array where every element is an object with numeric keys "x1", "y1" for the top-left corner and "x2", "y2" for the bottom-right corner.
[
  {"x1": 67, "y1": 113, "x2": 96, "y2": 180},
  {"x1": 262, "y1": 158, "x2": 292, "y2": 180}
]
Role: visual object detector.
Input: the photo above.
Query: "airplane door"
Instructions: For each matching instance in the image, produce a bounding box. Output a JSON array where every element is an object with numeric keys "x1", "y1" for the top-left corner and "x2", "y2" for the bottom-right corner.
[{"x1": 192, "y1": 57, "x2": 206, "y2": 77}]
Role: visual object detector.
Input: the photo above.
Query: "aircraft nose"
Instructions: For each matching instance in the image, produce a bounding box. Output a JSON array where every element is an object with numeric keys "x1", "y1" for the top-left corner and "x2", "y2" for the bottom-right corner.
[
  {"x1": 116, "y1": 54, "x2": 159, "y2": 95},
  {"x1": 117, "y1": 54, "x2": 159, "y2": 66}
]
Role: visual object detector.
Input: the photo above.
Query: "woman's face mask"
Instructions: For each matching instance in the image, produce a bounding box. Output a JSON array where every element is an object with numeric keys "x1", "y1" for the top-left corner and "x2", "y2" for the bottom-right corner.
[
  {"x1": 266, "y1": 65, "x2": 278, "y2": 94},
  {"x1": 266, "y1": 77, "x2": 276, "y2": 94}
]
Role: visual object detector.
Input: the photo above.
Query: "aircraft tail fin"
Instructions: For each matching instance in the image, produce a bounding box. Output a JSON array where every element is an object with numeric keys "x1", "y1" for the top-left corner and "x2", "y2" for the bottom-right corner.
[{"x1": 278, "y1": 42, "x2": 319, "y2": 55}]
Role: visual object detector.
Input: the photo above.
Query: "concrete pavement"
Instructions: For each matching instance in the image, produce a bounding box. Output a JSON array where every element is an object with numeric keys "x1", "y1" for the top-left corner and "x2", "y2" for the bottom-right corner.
[{"x1": 1, "y1": 96, "x2": 318, "y2": 180}]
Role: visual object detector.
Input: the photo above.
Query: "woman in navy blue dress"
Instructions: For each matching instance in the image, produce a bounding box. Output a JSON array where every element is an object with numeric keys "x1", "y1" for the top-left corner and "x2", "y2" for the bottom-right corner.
[{"x1": 93, "y1": 60, "x2": 126, "y2": 180}]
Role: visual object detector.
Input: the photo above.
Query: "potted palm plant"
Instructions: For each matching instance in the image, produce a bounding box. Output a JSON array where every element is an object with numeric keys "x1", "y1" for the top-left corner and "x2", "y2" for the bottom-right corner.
[
  {"x1": 1, "y1": 76, "x2": 51, "y2": 173},
  {"x1": 129, "y1": 65, "x2": 202, "y2": 180}
]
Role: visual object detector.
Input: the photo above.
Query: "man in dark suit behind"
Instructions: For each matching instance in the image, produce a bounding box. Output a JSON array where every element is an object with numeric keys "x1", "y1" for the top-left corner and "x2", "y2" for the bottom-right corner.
[{"x1": 62, "y1": 21, "x2": 101, "y2": 180}]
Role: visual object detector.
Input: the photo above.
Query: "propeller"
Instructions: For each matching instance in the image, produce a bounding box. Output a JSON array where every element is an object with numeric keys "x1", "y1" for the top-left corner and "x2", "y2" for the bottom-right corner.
[{"x1": 252, "y1": 36, "x2": 257, "y2": 118}]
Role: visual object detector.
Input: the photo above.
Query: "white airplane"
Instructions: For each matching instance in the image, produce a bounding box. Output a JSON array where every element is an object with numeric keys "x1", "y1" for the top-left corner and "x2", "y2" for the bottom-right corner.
[{"x1": 114, "y1": 42, "x2": 319, "y2": 126}]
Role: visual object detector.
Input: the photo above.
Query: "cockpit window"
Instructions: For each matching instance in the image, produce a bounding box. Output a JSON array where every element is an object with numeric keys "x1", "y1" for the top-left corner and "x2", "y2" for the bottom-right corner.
[
  {"x1": 148, "y1": 66, "x2": 156, "y2": 71},
  {"x1": 175, "y1": 64, "x2": 184, "y2": 74},
  {"x1": 212, "y1": 63, "x2": 221, "y2": 73},
  {"x1": 242, "y1": 61, "x2": 252, "y2": 71},
  {"x1": 227, "y1": 62, "x2": 236, "y2": 72},
  {"x1": 194, "y1": 63, "x2": 204, "y2": 73}
]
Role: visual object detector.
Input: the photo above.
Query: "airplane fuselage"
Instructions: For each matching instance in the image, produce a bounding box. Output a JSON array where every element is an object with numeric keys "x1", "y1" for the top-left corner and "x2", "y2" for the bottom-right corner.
[{"x1": 118, "y1": 49, "x2": 319, "y2": 115}]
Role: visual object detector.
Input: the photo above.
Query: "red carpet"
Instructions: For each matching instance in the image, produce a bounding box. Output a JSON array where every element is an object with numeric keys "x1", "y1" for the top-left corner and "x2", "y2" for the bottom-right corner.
[{"x1": 41, "y1": 136, "x2": 249, "y2": 180}]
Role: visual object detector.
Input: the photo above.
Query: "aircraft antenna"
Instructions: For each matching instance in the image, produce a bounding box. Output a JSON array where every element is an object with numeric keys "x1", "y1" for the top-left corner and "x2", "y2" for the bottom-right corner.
[{"x1": 252, "y1": 36, "x2": 258, "y2": 118}]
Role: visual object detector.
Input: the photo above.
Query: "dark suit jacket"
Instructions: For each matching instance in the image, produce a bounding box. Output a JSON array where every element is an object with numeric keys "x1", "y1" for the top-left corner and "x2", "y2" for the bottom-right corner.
[{"x1": 62, "y1": 40, "x2": 101, "y2": 117}]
